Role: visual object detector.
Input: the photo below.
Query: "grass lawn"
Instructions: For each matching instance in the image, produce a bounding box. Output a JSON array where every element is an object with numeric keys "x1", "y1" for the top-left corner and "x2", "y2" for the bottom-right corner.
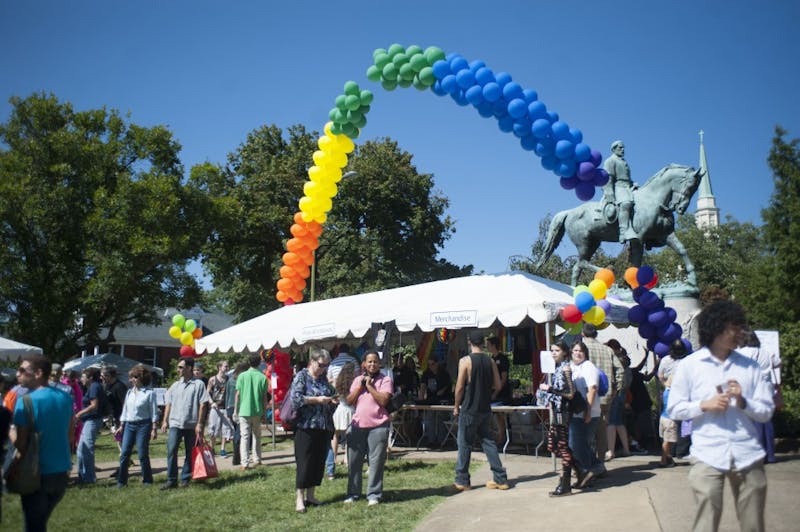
[{"x1": 2, "y1": 431, "x2": 465, "y2": 531}]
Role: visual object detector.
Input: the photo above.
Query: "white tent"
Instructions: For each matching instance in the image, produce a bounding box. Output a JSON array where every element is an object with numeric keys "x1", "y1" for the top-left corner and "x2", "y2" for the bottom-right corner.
[
  {"x1": 196, "y1": 272, "x2": 631, "y2": 354},
  {"x1": 0, "y1": 336, "x2": 43, "y2": 361}
]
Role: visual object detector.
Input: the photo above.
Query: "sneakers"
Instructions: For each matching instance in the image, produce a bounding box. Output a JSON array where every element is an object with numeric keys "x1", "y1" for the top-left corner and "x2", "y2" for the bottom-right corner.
[
  {"x1": 486, "y1": 480, "x2": 510, "y2": 490},
  {"x1": 453, "y1": 483, "x2": 471, "y2": 492},
  {"x1": 367, "y1": 499, "x2": 380, "y2": 507},
  {"x1": 219, "y1": 449, "x2": 228, "y2": 458},
  {"x1": 343, "y1": 496, "x2": 358, "y2": 504}
]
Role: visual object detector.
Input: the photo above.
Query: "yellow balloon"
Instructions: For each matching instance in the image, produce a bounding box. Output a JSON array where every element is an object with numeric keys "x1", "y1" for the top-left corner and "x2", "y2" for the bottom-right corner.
[
  {"x1": 337, "y1": 135, "x2": 355, "y2": 153},
  {"x1": 298, "y1": 196, "x2": 313, "y2": 213},
  {"x1": 301, "y1": 211, "x2": 314, "y2": 223},
  {"x1": 303, "y1": 181, "x2": 319, "y2": 197},
  {"x1": 180, "y1": 332, "x2": 194, "y2": 346},
  {"x1": 307, "y1": 166, "x2": 323, "y2": 182},
  {"x1": 312, "y1": 150, "x2": 328, "y2": 167},
  {"x1": 583, "y1": 306, "x2": 606, "y2": 326},
  {"x1": 331, "y1": 151, "x2": 348, "y2": 168},
  {"x1": 572, "y1": 284, "x2": 589, "y2": 298},
  {"x1": 324, "y1": 121, "x2": 335, "y2": 137},
  {"x1": 314, "y1": 212, "x2": 327, "y2": 224},
  {"x1": 588, "y1": 279, "x2": 608, "y2": 300},
  {"x1": 168, "y1": 326, "x2": 181, "y2": 339},
  {"x1": 318, "y1": 135, "x2": 335, "y2": 153},
  {"x1": 319, "y1": 197, "x2": 333, "y2": 212}
]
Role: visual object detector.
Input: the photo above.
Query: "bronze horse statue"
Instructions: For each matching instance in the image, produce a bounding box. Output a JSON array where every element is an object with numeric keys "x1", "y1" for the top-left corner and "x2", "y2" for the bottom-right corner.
[{"x1": 536, "y1": 164, "x2": 704, "y2": 287}]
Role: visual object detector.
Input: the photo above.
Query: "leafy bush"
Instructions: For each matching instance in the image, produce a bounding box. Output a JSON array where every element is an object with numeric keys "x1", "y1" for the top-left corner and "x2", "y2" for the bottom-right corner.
[{"x1": 774, "y1": 386, "x2": 800, "y2": 438}]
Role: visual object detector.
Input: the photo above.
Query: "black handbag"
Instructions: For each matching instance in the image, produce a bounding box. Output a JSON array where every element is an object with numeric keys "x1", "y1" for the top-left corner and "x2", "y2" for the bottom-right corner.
[
  {"x1": 569, "y1": 391, "x2": 588, "y2": 414},
  {"x1": 385, "y1": 390, "x2": 407, "y2": 414}
]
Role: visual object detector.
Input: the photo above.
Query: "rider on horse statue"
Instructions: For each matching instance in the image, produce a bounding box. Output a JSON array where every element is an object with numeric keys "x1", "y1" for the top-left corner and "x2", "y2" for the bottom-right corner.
[{"x1": 603, "y1": 140, "x2": 638, "y2": 243}]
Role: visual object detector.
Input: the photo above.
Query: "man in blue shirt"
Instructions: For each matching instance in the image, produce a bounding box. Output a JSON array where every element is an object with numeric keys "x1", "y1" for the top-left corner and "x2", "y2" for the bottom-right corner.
[
  {"x1": 13, "y1": 355, "x2": 75, "y2": 531},
  {"x1": 668, "y1": 301, "x2": 774, "y2": 532}
]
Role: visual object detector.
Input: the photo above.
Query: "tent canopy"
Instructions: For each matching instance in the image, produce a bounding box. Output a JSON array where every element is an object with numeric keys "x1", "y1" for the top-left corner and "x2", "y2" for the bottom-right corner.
[
  {"x1": 196, "y1": 272, "x2": 631, "y2": 354},
  {"x1": 0, "y1": 336, "x2": 43, "y2": 361},
  {"x1": 63, "y1": 353, "x2": 164, "y2": 385}
]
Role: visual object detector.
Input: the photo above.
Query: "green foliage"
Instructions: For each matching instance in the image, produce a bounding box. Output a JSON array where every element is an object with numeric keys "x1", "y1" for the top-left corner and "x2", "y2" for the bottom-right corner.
[
  {"x1": 0, "y1": 94, "x2": 207, "y2": 360},
  {"x1": 774, "y1": 387, "x2": 800, "y2": 438}
]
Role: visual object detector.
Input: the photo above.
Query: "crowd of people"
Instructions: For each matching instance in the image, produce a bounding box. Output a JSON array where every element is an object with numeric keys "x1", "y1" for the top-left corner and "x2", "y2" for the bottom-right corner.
[{"x1": 0, "y1": 299, "x2": 782, "y2": 531}]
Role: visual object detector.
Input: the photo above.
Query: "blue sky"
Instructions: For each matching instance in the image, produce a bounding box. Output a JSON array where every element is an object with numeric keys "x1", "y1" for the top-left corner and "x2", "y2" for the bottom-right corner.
[{"x1": 2, "y1": 1, "x2": 798, "y2": 280}]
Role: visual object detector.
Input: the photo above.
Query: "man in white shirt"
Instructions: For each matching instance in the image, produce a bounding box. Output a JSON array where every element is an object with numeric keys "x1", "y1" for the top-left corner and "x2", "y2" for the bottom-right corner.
[{"x1": 667, "y1": 300, "x2": 774, "y2": 532}]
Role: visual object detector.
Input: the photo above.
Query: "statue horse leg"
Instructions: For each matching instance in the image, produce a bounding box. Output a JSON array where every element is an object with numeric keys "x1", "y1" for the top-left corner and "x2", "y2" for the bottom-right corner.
[
  {"x1": 571, "y1": 238, "x2": 602, "y2": 286},
  {"x1": 666, "y1": 233, "x2": 698, "y2": 288}
]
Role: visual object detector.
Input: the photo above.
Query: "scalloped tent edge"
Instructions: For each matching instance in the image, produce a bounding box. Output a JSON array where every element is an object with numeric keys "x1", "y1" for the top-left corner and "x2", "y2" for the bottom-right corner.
[{"x1": 197, "y1": 272, "x2": 631, "y2": 354}]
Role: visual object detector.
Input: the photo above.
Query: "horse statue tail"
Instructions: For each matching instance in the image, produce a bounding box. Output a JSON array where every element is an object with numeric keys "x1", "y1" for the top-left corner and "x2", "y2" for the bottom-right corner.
[{"x1": 535, "y1": 210, "x2": 568, "y2": 272}]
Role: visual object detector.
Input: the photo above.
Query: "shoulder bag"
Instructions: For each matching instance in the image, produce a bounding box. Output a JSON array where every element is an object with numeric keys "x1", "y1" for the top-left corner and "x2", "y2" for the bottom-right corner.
[{"x1": 4, "y1": 394, "x2": 41, "y2": 495}]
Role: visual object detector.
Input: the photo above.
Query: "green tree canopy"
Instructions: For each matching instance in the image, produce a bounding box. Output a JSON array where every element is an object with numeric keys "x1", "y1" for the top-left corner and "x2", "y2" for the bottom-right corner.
[{"x1": 0, "y1": 94, "x2": 207, "y2": 359}]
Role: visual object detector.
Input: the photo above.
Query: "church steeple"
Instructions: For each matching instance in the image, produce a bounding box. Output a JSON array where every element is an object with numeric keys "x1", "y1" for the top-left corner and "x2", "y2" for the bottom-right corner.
[{"x1": 695, "y1": 130, "x2": 720, "y2": 229}]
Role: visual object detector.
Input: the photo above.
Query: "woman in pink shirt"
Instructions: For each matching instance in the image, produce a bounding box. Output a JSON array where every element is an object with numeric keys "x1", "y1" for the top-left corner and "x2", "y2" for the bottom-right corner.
[{"x1": 344, "y1": 351, "x2": 392, "y2": 506}]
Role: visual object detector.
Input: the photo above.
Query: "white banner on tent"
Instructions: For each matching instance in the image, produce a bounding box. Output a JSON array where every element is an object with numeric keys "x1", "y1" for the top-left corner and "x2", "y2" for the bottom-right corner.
[
  {"x1": 429, "y1": 310, "x2": 477, "y2": 328},
  {"x1": 301, "y1": 322, "x2": 336, "y2": 341}
]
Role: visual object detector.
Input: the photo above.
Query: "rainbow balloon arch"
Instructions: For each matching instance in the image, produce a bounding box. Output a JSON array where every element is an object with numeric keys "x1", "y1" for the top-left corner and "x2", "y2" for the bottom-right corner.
[{"x1": 275, "y1": 44, "x2": 611, "y2": 306}]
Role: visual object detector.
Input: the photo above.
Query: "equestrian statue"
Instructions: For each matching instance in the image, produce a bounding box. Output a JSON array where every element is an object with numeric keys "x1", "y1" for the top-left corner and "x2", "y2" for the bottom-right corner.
[{"x1": 535, "y1": 145, "x2": 703, "y2": 289}]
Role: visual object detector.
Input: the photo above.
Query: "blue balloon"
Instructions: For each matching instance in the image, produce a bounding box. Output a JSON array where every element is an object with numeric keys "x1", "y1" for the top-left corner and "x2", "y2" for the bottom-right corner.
[
  {"x1": 527, "y1": 101, "x2": 547, "y2": 121},
  {"x1": 552, "y1": 121, "x2": 571, "y2": 140},
  {"x1": 520, "y1": 135, "x2": 537, "y2": 151},
  {"x1": 445, "y1": 52, "x2": 458, "y2": 61},
  {"x1": 666, "y1": 307, "x2": 677, "y2": 323},
  {"x1": 555, "y1": 139, "x2": 575, "y2": 159},
  {"x1": 450, "y1": 56, "x2": 468, "y2": 72},
  {"x1": 546, "y1": 111, "x2": 559, "y2": 122},
  {"x1": 468, "y1": 59, "x2": 486, "y2": 73},
  {"x1": 431, "y1": 80, "x2": 448, "y2": 96},
  {"x1": 431, "y1": 60, "x2": 451, "y2": 80},
  {"x1": 594, "y1": 168, "x2": 610, "y2": 186},
  {"x1": 450, "y1": 90, "x2": 469, "y2": 106},
  {"x1": 507, "y1": 98, "x2": 527, "y2": 119},
  {"x1": 556, "y1": 159, "x2": 576, "y2": 177},
  {"x1": 441, "y1": 74, "x2": 458, "y2": 94},
  {"x1": 681, "y1": 338, "x2": 693, "y2": 353},
  {"x1": 482, "y1": 82, "x2": 501, "y2": 102},
  {"x1": 497, "y1": 115, "x2": 514, "y2": 133},
  {"x1": 632, "y1": 286, "x2": 647, "y2": 303},
  {"x1": 465, "y1": 85, "x2": 484, "y2": 105},
  {"x1": 570, "y1": 128, "x2": 583, "y2": 144},
  {"x1": 541, "y1": 155, "x2": 559, "y2": 171},
  {"x1": 512, "y1": 118, "x2": 532, "y2": 138},
  {"x1": 647, "y1": 338, "x2": 658, "y2": 352},
  {"x1": 637, "y1": 265, "x2": 655, "y2": 286},
  {"x1": 575, "y1": 291, "x2": 595, "y2": 312},
  {"x1": 456, "y1": 69, "x2": 476, "y2": 89},
  {"x1": 639, "y1": 322, "x2": 657, "y2": 340},
  {"x1": 575, "y1": 181, "x2": 595, "y2": 201},
  {"x1": 495, "y1": 71, "x2": 512, "y2": 86},
  {"x1": 654, "y1": 341, "x2": 670, "y2": 356},
  {"x1": 560, "y1": 175, "x2": 579, "y2": 190},
  {"x1": 502, "y1": 82, "x2": 523, "y2": 100},
  {"x1": 534, "y1": 138, "x2": 555, "y2": 157},
  {"x1": 476, "y1": 101, "x2": 494, "y2": 118},
  {"x1": 640, "y1": 290, "x2": 660, "y2": 310},
  {"x1": 647, "y1": 309, "x2": 669, "y2": 328},
  {"x1": 628, "y1": 304, "x2": 646, "y2": 324},
  {"x1": 492, "y1": 99, "x2": 508, "y2": 118},
  {"x1": 574, "y1": 143, "x2": 592, "y2": 162},
  {"x1": 523, "y1": 89, "x2": 538, "y2": 103},
  {"x1": 661, "y1": 323, "x2": 682, "y2": 343},
  {"x1": 474, "y1": 67, "x2": 495, "y2": 86},
  {"x1": 531, "y1": 118, "x2": 552, "y2": 139}
]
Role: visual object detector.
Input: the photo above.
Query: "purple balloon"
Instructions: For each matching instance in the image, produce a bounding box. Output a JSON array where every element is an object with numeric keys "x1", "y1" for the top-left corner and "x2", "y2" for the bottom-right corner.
[
  {"x1": 597, "y1": 299, "x2": 611, "y2": 313},
  {"x1": 578, "y1": 161, "x2": 596, "y2": 181},
  {"x1": 647, "y1": 309, "x2": 669, "y2": 328},
  {"x1": 534, "y1": 138, "x2": 555, "y2": 157},
  {"x1": 507, "y1": 98, "x2": 527, "y2": 118},
  {"x1": 647, "y1": 338, "x2": 658, "y2": 352},
  {"x1": 590, "y1": 149, "x2": 602, "y2": 167},
  {"x1": 636, "y1": 265, "x2": 655, "y2": 286},
  {"x1": 628, "y1": 304, "x2": 646, "y2": 324},
  {"x1": 560, "y1": 175, "x2": 579, "y2": 190},
  {"x1": 594, "y1": 168, "x2": 610, "y2": 187},
  {"x1": 681, "y1": 338, "x2": 693, "y2": 353},
  {"x1": 640, "y1": 290, "x2": 661, "y2": 310},
  {"x1": 654, "y1": 341, "x2": 670, "y2": 356},
  {"x1": 632, "y1": 286, "x2": 647, "y2": 303},
  {"x1": 575, "y1": 181, "x2": 595, "y2": 201},
  {"x1": 639, "y1": 322, "x2": 657, "y2": 340},
  {"x1": 661, "y1": 323, "x2": 681, "y2": 343},
  {"x1": 666, "y1": 307, "x2": 678, "y2": 323}
]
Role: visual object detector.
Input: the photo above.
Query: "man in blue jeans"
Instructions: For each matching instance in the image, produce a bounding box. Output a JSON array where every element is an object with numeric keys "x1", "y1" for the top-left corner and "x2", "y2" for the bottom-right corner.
[
  {"x1": 452, "y1": 330, "x2": 509, "y2": 491},
  {"x1": 13, "y1": 354, "x2": 74, "y2": 531},
  {"x1": 160, "y1": 356, "x2": 210, "y2": 489}
]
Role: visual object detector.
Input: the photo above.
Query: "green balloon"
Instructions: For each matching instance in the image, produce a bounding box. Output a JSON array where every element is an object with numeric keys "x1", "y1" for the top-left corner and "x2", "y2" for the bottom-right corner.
[
  {"x1": 374, "y1": 52, "x2": 391, "y2": 70},
  {"x1": 387, "y1": 43, "x2": 405, "y2": 56},
  {"x1": 382, "y1": 63, "x2": 398, "y2": 81},
  {"x1": 399, "y1": 63, "x2": 415, "y2": 81},
  {"x1": 353, "y1": 115, "x2": 367, "y2": 129},
  {"x1": 345, "y1": 94, "x2": 360, "y2": 111},
  {"x1": 418, "y1": 66, "x2": 435, "y2": 86},
  {"x1": 331, "y1": 108, "x2": 346, "y2": 124},
  {"x1": 346, "y1": 109, "x2": 362, "y2": 124},
  {"x1": 397, "y1": 78, "x2": 413, "y2": 88},
  {"x1": 330, "y1": 123, "x2": 342, "y2": 135},
  {"x1": 366, "y1": 65, "x2": 381, "y2": 82},
  {"x1": 381, "y1": 79, "x2": 398, "y2": 91},
  {"x1": 172, "y1": 314, "x2": 185, "y2": 328},
  {"x1": 359, "y1": 104, "x2": 371, "y2": 115},
  {"x1": 343, "y1": 81, "x2": 360, "y2": 96},
  {"x1": 405, "y1": 44, "x2": 423, "y2": 56},
  {"x1": 424, "y1": 46, "x2": 446, "y2": 64},
  {"x1": 410, "y1": 53, "x2": 428, "y2": 73},
  {"x1": 412, "y1": 76, "x2": 427, "y2": 91},
  {"x1": 372, "y1": 47, "x2": 387, "y2": 60},
  {"x1": 359, "y1": 89, "x2": 374, "y2": 105},
  {"x1": 341, "y1": 122, "x2": 357, "y2": 137},
  {"x1": 184, "y1": 319, "x2": 197, "y2": 333},
  {"x1": 392, "y1": 53, "x2": 408, "y2": 67},
  {"x1": 335, "y1": 94, "x2": 347, "y2": 110},
  {"x1": 328, "y1": 108, "x2": 338, "y2": 122}
]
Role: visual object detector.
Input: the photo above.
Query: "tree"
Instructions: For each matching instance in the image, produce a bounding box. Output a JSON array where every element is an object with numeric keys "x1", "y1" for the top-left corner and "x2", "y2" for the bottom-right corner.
[
  {"x1": 196, "y1": 128, "x2": 470, "y2": 321},
  {"x1": 0, "y1": 93, "x2": 206, "y2": 360}
]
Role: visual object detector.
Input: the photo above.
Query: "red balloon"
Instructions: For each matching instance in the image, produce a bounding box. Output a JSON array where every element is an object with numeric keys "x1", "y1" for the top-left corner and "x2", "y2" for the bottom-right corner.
[
  {"x1": 561, "y1": 304, "x2": 583, "y2": 323},
  {"x1": 179, "y1": 345, "x2": 195, "y2": 357},
  {"x1": 285, "y1": 298, "x2": 295, "y2": 306},
  {"x1": 645, "y1": 274, "x2": 659, "y2": 289}
]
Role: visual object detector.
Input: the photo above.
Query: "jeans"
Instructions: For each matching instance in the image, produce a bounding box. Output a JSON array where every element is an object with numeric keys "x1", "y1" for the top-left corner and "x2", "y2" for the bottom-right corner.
[
  {"x1": 569, "y1": 416, "x2": 601, "y2": 473},
  {"x1": 227, "y1": 407, "x2": 241, "y2": 465},
  {"x1": 454, "y1": 411, "x2": 507, "y2": 487},
  {"x1": 118, "y1": 420, "x2": 153, "y2": 486},
  {"x1": 347, "y1": 424, "x2": 389, "y2": 502},
  {"x1": 239, "y1": 415, "x2": 262, "y2": 466},
  {"x1": 326, "y1": 442, "x2": 335, "y2": 476},
  {"x1": 166, "y1": 427, "x2": 196, "y2": 484},
  {"x1": 77, "y1": 417, "x2": 100, "y2": 483},
  {"x1": 20, "y1": 472, "x2": 68, "y2": 532}
]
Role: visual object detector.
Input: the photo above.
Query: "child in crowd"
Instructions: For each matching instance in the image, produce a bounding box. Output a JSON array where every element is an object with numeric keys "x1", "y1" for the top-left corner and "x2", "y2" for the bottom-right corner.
[{"x1": 659, "y1": 376, "x2": 677, "y2": 467}]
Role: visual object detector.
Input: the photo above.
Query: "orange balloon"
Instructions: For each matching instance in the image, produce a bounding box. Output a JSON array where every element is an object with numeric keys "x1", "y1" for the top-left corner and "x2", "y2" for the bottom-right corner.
[
  {"x1": 280, "y1": 265, "x2": 294, "y2": 278},
  {"x1": 290, "y1": 223, "x2": 308, "y2": 238},
  {"x1": 286, "y1": 238, "x2": 303, "y2": 253},
  {"x1": 277, "y1": 278, "x2": 294, "y2": 292},
  {"x1": 304, "y1": 236, "x2": 320, "y2": 251},
  {"x1": 192, "y1": 328, "x2": 203, "y2": 339},
  {"x1": 595, "y1": 268, "x2": 615, "y2": 288},
  {"x1": 292, "y1": 277, "x2": 307, "y2": 291},
  {"x1": 299, "y1": 252, "x2": 314, "y2": 266},
  {"x1": 306, "y1": 221, "x2": 323, "y2": 238},
  {"x1": 276, "y1": 290, "x2": 288, "y2": 302},
  {"x1": 282, "y1": 252, "x2": 300, "y2": 265},
  {"x1": 293, "y1": 212, "x2": 305, "y2": 225},
  {"x1": 294, "y1": 264, "x2": 310, "y2": 278},
  {"x1": 292, "y1": 292, "x2": 304, "y2": 303},
  {"x1": 624, "y1": 267, "x2": 639, "y2": 288}
]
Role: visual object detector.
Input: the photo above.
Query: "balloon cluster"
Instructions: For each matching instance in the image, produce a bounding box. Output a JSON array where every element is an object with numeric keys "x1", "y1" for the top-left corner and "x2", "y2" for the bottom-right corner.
[
  {"x1": 168, "y1": 314, "x2": 203, "y2": 358},
  {"x1": 328, "y1": 81, "x2": 374, "y2": 139},
  {"x1": 624, "y1": 265, "x2": 683, "y2": 357},
  {"x1": 366, "y1": 44, "x2": 445, "y2": 92},
  {"x1": 560, "y1": 268, "x2": 616, "y2": 333},
  {"x1": 276, "y1": 212, "x2": 324, "y2": 304},
  {"x1": 426, "y1": 50, "x2": 607, "y2": 200}
]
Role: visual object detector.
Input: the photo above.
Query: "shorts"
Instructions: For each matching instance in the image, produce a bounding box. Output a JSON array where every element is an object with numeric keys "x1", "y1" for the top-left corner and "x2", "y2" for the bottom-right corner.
[
  {"x1": 659, "y1": 417, "x2": 678, "y2": 443},
  {"x1": 608, "y1": 394, "x2": 626, "y2": 426},
  {"x1": 208, "y1": 407, "x2": 233, "y2": 439}
]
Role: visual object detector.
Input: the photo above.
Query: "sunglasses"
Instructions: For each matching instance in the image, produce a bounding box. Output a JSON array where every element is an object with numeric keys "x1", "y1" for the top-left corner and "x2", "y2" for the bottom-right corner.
[{"x1": 177, "y1": 365, "x2": 187, "y2": 370}]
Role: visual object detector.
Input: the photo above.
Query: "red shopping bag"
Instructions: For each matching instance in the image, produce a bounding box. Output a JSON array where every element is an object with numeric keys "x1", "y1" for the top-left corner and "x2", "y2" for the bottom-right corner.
[{"x1": 191, "y1": 437, "x2": 218, "y2": 481}]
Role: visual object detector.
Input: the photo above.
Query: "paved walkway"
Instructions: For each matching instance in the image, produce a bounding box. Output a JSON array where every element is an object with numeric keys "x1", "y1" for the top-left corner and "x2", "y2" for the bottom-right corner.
[{"x1": 86, "y1": 445, "x2": 800, "y2": 532}]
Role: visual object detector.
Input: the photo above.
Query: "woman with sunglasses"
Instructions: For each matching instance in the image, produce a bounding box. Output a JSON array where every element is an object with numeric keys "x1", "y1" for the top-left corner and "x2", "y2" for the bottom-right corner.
[
  {"x1": 116, "y1": 364, "x2": 159, "y2": 486},
  {"x1": 290, "y1": 347, "x2": 337, "y2": 513}
]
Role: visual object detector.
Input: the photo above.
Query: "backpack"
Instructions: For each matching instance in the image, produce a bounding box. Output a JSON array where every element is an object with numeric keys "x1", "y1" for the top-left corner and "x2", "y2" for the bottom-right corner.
[{"x1": 597, "y1": 369, "x2": 609, "y2": 397}]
